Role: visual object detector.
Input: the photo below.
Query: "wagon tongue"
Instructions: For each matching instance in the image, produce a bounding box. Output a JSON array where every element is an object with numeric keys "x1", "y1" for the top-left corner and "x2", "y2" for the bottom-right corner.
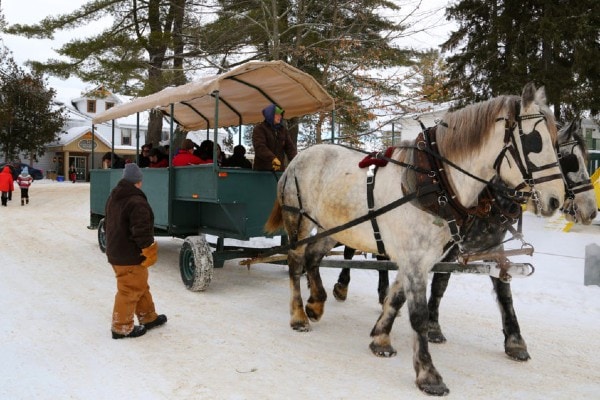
[{"x1": 457, "y1": 245, "x2": 535, "y2": 282}]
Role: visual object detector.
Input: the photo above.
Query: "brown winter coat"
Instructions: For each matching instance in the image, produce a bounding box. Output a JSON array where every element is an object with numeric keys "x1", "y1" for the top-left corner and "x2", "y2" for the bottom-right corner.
[
  {"x1": 251, "y1": 121, "x2": 297, "y2": 171},
  {"x1": 105, "y1": 179, "x2": 155, "y2": 265}
]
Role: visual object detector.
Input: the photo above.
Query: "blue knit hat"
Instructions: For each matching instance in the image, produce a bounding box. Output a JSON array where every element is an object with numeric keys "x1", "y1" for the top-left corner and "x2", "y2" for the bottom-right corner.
[
  {"x1": 21, "y1": 166, "x2": 29, "y2": 175},
  {"x1": 122, "y1": 163, "x2": 143, "y2": 183}
]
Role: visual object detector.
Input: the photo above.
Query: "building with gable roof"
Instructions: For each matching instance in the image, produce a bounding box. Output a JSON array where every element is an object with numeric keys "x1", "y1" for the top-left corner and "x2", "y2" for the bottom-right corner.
[{"x1": 39, "y1": 85, "x2": 170, "y2": 181}]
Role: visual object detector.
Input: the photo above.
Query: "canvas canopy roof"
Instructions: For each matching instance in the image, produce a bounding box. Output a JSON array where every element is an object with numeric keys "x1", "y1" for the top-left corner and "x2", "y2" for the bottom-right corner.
[{"x1": 92, "y1": 60, "x2": 335, "y2": 131}]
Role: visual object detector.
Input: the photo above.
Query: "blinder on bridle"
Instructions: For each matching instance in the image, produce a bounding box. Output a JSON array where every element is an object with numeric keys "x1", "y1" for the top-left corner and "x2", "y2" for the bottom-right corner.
[
  {"x1": 493, "y1": 104, "x2": 562, "y2": 193},
  {"x1": 557, "y1": 139, "x2": 593, "y2": 199},
  {"x1": 558, "y1": 153, "x2": 579, "y2": 175},
  {"x1": 520, "y1": 122, "x2": 544, "y2": 171}
]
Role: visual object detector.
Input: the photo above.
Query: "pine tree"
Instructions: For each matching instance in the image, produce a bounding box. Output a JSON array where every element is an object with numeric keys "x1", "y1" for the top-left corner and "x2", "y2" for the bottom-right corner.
[
  {"x1": 0, "y1": 47, "x2": 66, "y2": 162},
  {"x1": 442, "y1": 0, "x2": 600, "y2": 119}
]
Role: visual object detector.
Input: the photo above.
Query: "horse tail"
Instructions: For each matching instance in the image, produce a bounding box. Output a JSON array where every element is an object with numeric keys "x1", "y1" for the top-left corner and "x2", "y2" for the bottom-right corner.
[{"x1": 264, "y1": 199, "x2": 283, "y2": 234}]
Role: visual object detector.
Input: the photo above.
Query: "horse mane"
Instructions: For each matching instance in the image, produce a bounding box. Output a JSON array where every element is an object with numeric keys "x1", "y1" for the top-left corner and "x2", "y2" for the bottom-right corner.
[
  {"x1": 435, "y1": 93, "x2": 557, "y2": 161},
  {"x1": 435, "y1": 95, "x2": 518, "y2": 160}
]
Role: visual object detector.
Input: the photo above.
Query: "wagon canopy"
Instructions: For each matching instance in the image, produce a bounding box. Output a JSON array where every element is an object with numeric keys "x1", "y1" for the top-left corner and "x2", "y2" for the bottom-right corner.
[{"x1": 92, "y1": 60, "x2": 335, "y2": 130}]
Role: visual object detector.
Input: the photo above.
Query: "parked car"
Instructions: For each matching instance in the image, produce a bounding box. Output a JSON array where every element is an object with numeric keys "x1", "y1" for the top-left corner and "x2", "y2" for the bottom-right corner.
[{"x1": 0, "y1": 162, "x2": 44, "y2": 181}]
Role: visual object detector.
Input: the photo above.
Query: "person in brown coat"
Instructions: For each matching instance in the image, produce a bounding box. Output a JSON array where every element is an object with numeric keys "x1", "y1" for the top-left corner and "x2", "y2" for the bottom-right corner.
[
  {"x1": 105, "y1": 163, "x2": 166, "y2": 339},
  {"x1": 252, "y1": 104, "x2": 297, "y2": 171}
]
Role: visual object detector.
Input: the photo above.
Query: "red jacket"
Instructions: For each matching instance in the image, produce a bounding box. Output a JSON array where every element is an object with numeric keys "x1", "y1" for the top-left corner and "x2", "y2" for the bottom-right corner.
[
  {"x1": 172, "y1": 150, "x2": 202, "y2": 166},
  {"x1": 0, "y1": 166, "x2": 15, "y2": 192}
]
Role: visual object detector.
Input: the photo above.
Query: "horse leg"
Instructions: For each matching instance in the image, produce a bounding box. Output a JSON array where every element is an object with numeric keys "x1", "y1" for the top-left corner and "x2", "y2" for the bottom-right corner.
[
  {"x1": 288, "y1": 248, "x2": 311, "y2": 332},
  {"x1": 333, "y1": 246, "x2": 356, "y2": 301},
  {"x1": 427, "y1": 272, "x2": 452, "y2": 343},
  {"x1": 375, "y1": 254, "x2": 391, "y2": 305},
  {"x1": 376, "y1": 269, "x2": 389, "y2": 305},
  {"x1": 304, "y1": 237, "x2": 337, "y2": 322},
  {"x1": 369, "y1": 278, "x2": 406, "y2": 357},
  {"x1": 375, "y1": 268, "x2": 448, "y2": 395},
  {"x1": 490, "y1": 276, "x2": 530, "y2": 361}
]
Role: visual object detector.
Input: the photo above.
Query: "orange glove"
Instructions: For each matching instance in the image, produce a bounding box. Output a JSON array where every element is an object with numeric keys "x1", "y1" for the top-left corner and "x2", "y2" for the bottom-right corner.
[
  {"x1": 272, "y1": 157, "x2": 281, "y2": 171},
  {"x1": 140, "y1": 242, "x2": 158, "y2": 267}
]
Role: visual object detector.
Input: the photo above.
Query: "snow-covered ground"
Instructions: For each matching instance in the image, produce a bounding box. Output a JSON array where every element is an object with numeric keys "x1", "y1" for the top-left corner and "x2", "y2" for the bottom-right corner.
[{"x1": 1, "y1": 181, "x2": 599, "y2": 399}]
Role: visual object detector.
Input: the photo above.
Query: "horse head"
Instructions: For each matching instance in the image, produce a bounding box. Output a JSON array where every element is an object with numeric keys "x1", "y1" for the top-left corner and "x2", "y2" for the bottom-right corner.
[
  {"x1": 496, "y1": 83, "x2": 565, "y2": 217},
  {"x1": 556, "y1": 119, "x2": 597, "y2": 224}
]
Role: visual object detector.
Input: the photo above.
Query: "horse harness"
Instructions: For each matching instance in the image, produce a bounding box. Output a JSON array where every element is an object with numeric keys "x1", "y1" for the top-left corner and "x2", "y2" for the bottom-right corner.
[
  {"x1": 265, "y1": 106, "x2": 563, "y2": 281},
  {"x1": 557, "y1": 138, "x2": 594, "y2": 217}
]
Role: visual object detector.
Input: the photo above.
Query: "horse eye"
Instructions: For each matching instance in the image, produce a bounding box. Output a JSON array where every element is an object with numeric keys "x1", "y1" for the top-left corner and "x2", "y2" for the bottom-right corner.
[
  {"x1": 559, "y1": 153, "x2": 579, "y2": 174},
  {"x1": 522, "y1": 130, "x2": 543, "y2": 154}
]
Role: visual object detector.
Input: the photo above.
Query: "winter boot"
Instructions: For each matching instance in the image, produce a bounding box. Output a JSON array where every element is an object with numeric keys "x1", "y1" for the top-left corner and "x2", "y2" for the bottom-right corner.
[
  {"x1": 1, "y1": 196, "x2": 6, "y2": 207},
  {"x1": 21, "y1": 199, "x2": 24, "y2": 206},
  {"x1": 144, "y1": 314, "x2": 167, "y2": 331},
  {"x1": 26, "y1": 198, "x2": 29, "y2": 204},
  {"x1": 111, "y1": 325, "x2": 147, "y2": 339}
]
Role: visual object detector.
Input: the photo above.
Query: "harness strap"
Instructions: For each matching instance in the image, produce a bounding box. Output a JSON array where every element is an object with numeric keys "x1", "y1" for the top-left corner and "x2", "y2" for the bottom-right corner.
[
  {"x1": 281, "y1": 175, "x2": 324, "y2": 230},
  {"x1": 258, "y1": 184, "x2": 441, "y2": 259},
  {"x1": 366, "y1": 165, "x2": 387, "y2": 256}
]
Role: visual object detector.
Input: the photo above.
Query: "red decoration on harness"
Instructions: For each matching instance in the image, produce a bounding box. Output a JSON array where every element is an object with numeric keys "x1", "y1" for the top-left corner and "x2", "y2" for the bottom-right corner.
[{"x1": 358, "y1": 147, "x2": 395, "y2": 168}]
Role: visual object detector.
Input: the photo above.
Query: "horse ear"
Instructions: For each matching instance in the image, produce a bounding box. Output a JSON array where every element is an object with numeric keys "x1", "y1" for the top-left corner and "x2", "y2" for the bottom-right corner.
[
  {"x1": 534, "y1": 86, "x2": 547, "y2": 106},
  {"x1": 521, "y1": 82, "x2": 537, "y2": 108}
]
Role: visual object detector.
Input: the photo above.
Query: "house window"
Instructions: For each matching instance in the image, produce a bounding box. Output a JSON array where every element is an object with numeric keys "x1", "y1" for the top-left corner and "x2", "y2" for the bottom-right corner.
[
  {"x1": 105, "y1": 102, "x2": 114, "y2": 110},
  {"x1": 122, "y1": 129, "x2": 131, "y2": 145},
  {"x1": 87, "y1": 100, "x2": 96, "y2": 113}
]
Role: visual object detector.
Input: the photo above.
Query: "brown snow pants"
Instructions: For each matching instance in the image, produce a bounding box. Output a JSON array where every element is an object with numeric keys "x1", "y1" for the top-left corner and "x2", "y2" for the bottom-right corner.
[{"x1": 111, "y1": 264, "x2": 158, "y2": 335}]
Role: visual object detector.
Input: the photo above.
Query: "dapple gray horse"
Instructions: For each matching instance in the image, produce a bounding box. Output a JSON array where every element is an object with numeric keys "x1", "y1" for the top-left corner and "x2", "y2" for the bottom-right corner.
[{"x1": 265, "y1": 84, "x2": 564, "y2": 395}]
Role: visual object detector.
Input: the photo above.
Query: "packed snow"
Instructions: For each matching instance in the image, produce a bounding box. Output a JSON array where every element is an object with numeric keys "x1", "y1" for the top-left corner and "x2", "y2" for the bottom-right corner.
[{"x1": 1, "y1": 180, "x2": 599, "y2": 399}]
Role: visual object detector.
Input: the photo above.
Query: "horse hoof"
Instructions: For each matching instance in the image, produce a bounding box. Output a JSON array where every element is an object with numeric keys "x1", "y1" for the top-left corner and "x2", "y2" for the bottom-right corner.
[
  {"x1": 305, "y1": 303, "x2": 324, "y2": 322},
  {"x1": 418, "y1": 381, "x2": 450, "y2": 396},
  {"x1": 332, "y1": 283, "x2": 347, "y2": 301},
  {"x1": 505, "y1": 348, "x2": 531, "y2": 361},
  {"x1": 504, "y1": 334, "x2": 530, "y2": 361},
  {"x1": 427, "y1": 322, "x2": 447, "y2": 343},
  {"x1": 291, "y1": 322, "x2": 311, "y2": 332},
  {"x1": 369, "y1": 342, "x2": 397, "y2": 357}
]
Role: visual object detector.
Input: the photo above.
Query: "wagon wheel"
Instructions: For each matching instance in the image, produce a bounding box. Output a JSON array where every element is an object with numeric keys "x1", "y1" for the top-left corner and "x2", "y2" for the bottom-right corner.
[
  {"x1": 179, "y1": 235, "x2": 214, "y2": 291},
  {"x1": 97, "y1": 218, "x2": 107, "y2": 253}
]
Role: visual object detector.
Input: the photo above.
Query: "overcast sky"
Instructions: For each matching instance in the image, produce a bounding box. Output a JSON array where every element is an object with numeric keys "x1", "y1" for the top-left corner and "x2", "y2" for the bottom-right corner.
[{"x1": 1, "y1": 0, "x2": 454, "y2": 101}]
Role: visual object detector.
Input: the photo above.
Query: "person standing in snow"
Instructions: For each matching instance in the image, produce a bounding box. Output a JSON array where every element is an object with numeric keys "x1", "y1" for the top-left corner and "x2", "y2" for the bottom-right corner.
[
  {"x1": 0, "y1": 165, "x2": 14, "y2": 207},
  {"x1": 251, "y1": 104, "x2": 297, "y2": 171},
  {"x1": 104, "y1": 163, "x2": 167, "y2": 339},
  {"x1": 69, "y1": 164, "x2": 77, "y2": 183},
  {"x1": 16, "y1": 167, "x2": 33, "y2": 206}
]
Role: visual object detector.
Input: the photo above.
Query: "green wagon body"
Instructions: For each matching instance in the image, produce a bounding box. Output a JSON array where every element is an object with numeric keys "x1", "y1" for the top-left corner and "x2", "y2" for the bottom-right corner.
[{"x1": 90, "y1": 166, "x2": 280, "y2": 241}]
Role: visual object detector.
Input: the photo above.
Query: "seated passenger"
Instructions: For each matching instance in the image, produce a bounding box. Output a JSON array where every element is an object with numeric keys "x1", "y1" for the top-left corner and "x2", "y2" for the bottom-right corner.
[
  {"x1": 172, "y1": 139, "x2": 202, "y2": 166},
  {"x1": 148, "y1": 148, "x2": 168, "y2": 168},
  {"x1": 101, "y1": 152, "x2": 126, "y2": 169},
  {"x1": 194, "y1": 140, "x2": 214, "y2": 165},
  {"x1": 223, "y1": 145, "x2": 252, "y2": 169}
]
